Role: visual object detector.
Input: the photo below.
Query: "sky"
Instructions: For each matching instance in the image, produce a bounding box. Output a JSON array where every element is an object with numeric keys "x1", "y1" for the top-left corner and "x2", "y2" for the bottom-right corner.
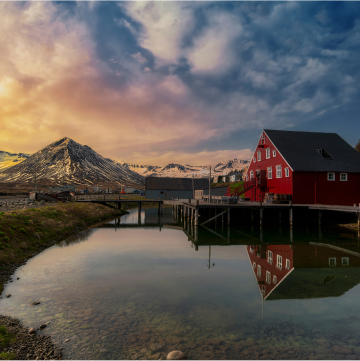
[{"x1": 0, "y1": 1, "x2": 360, "y2": 166}]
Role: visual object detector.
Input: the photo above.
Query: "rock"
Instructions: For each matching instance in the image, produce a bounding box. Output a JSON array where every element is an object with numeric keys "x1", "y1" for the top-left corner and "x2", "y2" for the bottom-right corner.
[
  {"x1": 100, "y1": 349, "x2": 108, "y2": 353},
  {"x1": 64, "y1": 339, "x2": 71, "y2": 343},
  {"x1": 166, "y1": 336, "x2": 183, "y2": 344},
  {"x1": 29, "y1": 301, "x2": 40, "y2": 306},
  {"x1": 29, "y1": 327, "x2": 36, "y2": 335},
  {"x1": 39, "y1": 324, "x2": 47, "y2": 330},
  {"x1": 17, "y1": 277, "x2": 20, "y2": 280},
  {"x1": 167, "y1": 350, "x2": 187, "y2": 360},
  {"x1": 149, "y1": 343, "x2": 164, "y2": 352},
  {"x1": 206, "y1": 338, "x2": 222, "y2": 346},
  {"x1": 5, "y1": 294, "x2": 11, "y2": 298},
  {"x1": 54, "y1": 349, "x2": 61, "y2": 357},
  {"x1": 229, "y1": 334, "x2": 240, "y2": 341}
]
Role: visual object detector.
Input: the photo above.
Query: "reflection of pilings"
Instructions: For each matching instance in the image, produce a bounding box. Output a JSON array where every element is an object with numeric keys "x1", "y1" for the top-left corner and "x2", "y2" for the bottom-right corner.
[
  {"x1": 319, "y1": 226, "x2": 322, "y2": 240},
  {"x1": 290, "y1": 226, "x2": 293, "y2": 242},
  {"x1": 227, "y1": 226, "x2": 230, "y2": 244},
  {"x1": 279, "y1": 210, "x2": 282, "y2": 224},
  {"x1": 260, "y1": 208, "x2": 263, "y2": 227},
  {"x1": 227, "y1": 208, "x2": 230, "y2": 226},
  {"x1": 195, "y1": 207, "x2": 199, "y2": 226},
  {"x1": 319, "y1": 210, "x2": 322, "y2": 226},
  {"x1": 289, "y1": 208, "x2": 293, "y2": 227},
  {"x1": 260, "y1": 226, "x2": 263, "y2": 242},
  {"x1": 357, "y1": 212, "x2": 360, "y2": 230}
]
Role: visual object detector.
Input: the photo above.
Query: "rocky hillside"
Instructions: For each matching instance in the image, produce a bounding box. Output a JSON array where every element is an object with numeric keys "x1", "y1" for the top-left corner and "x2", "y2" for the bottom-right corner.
[{"x1": 0, "y1": 137, "x2": 144, "y2": 185}]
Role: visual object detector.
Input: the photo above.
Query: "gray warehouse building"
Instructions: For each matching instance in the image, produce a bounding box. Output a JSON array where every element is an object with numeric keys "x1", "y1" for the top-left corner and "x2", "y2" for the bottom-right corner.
[{"x1": 145, "y1": 177, "x2": 209, "y2": 200}]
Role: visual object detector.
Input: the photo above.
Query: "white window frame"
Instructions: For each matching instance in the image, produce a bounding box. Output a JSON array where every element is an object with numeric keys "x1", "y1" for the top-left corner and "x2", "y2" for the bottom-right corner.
[
  {"x1": 253, "y1": 262, "x2": 256, "y2": 269},
  {"x1": 342, "y1": 257, "x2": 349, "y2": 266},
  {"x1": 276, "y1": 255, "x2": 282, "y2": 270},
  {"x1": 257, "y1": 151, "x2": 261, "y2": 162},
  {"x1": 253, "y1": 156, "x2": 256, "y2": 163},
  {"x1": 327, "y1": 172, "x2": 335, "y2": 181},
  {"x1": 273, "y1": 275, "x2": 277, "y2": 284},
  {"x1": 273, "y1": 150, "x2": 276, "y2": 157},
  {"x1": 285, "y1": 167, "x2": 289, "y2": 177},
  {"x1": 285, "y1": 259, "x2": 290, "y2": 270},
  {"x1": 276, "y1": 165, "x2": 282, "y2": 178},
  {"x1": 266, "y1": 148, "x2": 270, "y2": 159},
  {"x1": 340, "y1": 173, "x2": 348, "y2": 181},
  {"x1": 329, "y1": 257, "x2": 336, "y2": 267},
  {"x1": 267, "y1": 250, "x2": 273, "y2": 265},
  {"x1": 267, "y1": 167, "x2": 272, "y2": 179},
  {"x1": 250, "y1": 171, "x2": 254, "y2": 179},
  {"x1": 257, "y1": 265, "x2": 261, "y2": 278},
  {"x1": 266, "y1": 271, "x2": 271, "y2": 284},
  {"x1": 250, "y1": 247, "x2": 254, "y2": 254}
]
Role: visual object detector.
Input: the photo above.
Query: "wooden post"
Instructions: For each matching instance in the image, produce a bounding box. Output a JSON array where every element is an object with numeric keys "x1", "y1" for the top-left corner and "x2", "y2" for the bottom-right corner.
[
  {"x1": 290, "y1": 226, "x2": 293, "y2": 242},
  {"x1": 227, "y1": 208, "x2": 231, "y2": 226},
  {"x1": 158, "y1": 203, "x2": 162, "y2": 216},
  {"x1": 222, "y1": 211, "x2": 224, "y2": 225},
  {"x1": 227, "y1": 226, "x2": 230, "y2": 244},
  {"x1": 138, "y1": 202, "x2": 141, "y2": 215},
  {"x1": 195, "y1": 207, "x2": 199, "y2": 226},
  {"x1": 289, "y1": 208, "x2": 293, "y2": 227},
  {"x1": 319, "y1": 210, "x2": 322, "y2": 226},
  {"x1": 260, "y1": 208, "x2": 263, "y2": 227},
  {"x1": 260, "y1": 226, "x2": 263, "y2": 242}
]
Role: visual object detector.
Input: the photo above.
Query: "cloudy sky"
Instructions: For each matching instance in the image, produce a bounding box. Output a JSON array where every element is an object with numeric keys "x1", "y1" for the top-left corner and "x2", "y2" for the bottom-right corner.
[{"x1": 1, "y1": 1, "x2": 360, "y2": 166}]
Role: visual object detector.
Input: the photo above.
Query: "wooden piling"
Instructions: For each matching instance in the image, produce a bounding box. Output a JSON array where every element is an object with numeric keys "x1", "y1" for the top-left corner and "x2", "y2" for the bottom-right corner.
[
  {"x1": 289, "y1": 208, "x2": 293, "y2": 227},
  {"x1": 260, "y1": 208, "x2": 263, "y2": 226},
  {"x1": 227, "y1": 208, "x2": 231, "y2": 226},
  {"x1": 318, "y1": 210, "x2": 322, "y2": 225},
  {"x1": 195, "y1": 207, "x2": 199, "y2": 226}
]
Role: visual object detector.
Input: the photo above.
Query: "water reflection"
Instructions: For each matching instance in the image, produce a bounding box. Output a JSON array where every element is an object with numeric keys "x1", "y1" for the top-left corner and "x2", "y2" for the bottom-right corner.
[{"x1": 1, "y1": 207, "x2": 360, "y2": 360}]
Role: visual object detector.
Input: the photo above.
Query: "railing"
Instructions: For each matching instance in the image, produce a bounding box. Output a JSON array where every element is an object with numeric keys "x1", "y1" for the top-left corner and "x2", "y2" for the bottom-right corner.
[{"x1": 225, "y1": 178, "x2": 256, "y2": 197}]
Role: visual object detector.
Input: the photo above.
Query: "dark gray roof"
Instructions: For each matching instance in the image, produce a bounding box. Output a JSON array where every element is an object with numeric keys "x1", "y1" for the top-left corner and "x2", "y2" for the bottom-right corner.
[
  {"x1": 264, "y1": 129, "x2": 360, "y2": 172},
  {"x1": 145, "y1": 177, "x2": 209, "y2": 191}
]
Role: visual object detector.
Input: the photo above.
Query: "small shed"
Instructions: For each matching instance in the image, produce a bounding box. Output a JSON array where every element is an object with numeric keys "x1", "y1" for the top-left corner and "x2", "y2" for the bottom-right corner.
[{"x1": 145, "y1": 177, "x2": 209, "y2": 200}]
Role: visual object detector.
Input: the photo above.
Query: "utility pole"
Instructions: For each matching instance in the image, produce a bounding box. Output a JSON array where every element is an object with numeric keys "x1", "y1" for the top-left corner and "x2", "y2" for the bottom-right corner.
[
  {"x1": 192, "y1": 175, "x2": 195, "y2": 200},
  {"x1": 209, "y1": 165, "x2": 211, "y2": 203}
]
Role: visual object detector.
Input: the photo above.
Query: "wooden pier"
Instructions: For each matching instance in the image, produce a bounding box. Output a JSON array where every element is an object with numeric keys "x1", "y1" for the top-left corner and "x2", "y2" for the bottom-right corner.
[{"x1": 164, "y1": 199, "x2": 360, "y2": 229}]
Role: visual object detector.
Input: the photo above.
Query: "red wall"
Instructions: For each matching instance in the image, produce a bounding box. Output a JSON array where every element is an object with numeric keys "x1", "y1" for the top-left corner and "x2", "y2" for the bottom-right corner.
[
  {"x1": 245, "y1": 131, "x2": 293, "y2": 200},
  {"x1": 293, "y1": 172, "x2": 360, "y2": 206}
]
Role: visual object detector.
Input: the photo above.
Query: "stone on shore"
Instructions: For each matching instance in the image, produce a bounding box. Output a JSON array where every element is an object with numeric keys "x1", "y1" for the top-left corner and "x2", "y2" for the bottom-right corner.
[{"x1": 167, "y1": 350, "x2": 187, "y2": 360}]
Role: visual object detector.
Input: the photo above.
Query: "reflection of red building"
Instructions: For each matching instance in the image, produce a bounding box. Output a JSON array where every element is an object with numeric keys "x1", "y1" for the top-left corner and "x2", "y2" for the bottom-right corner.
[{"x1": 246, "y1": 243, "x2": 360, "y2": 300}]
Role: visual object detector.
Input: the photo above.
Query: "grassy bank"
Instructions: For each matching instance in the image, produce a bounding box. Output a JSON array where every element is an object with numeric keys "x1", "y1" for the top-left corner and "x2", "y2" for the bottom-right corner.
[{"x1": 0, "y1": 202, "x2": 126, "y2": 292}]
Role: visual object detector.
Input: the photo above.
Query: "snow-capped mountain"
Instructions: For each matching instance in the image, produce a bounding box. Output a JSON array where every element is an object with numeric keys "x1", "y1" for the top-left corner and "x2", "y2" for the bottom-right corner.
[
  {"x1": 117, "y1": 159, "x2": 250, "y2": 178},
  {"x1": 0, "y1": 137, "x2": 144, "y2": 185},
  {"x1": 0, "y1": 151, "x2": 30, "y2": 171}
]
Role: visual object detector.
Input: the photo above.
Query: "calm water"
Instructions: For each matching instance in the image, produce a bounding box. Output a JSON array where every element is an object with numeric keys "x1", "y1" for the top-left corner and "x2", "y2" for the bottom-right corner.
[{"x1": 2, "y1": 207, "x2": 360, "y2": 360}]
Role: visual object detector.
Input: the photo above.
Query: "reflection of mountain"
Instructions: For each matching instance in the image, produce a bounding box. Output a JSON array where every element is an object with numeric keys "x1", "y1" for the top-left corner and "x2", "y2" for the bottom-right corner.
[{"x1": 246, "y1": 244, "x2": 360, "y2": 301}]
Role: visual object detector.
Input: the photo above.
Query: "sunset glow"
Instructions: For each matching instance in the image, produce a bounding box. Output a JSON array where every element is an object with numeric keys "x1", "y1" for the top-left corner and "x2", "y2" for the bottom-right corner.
[{"x1": 1, "y1": 2, "x2": 359, "y2": 165}]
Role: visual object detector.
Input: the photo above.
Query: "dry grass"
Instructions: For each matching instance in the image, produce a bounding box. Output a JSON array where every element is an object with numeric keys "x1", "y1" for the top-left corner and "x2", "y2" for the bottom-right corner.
[{"x1": 0, "y1": 203, "x2": 125, "y2": 264}]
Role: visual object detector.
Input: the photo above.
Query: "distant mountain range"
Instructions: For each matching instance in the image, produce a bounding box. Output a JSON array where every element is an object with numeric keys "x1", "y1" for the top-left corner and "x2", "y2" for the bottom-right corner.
[
  {"x1": 0, "y1": 138, "x2": 249, "y2": 185},
  {"x1": 120, "y1": 159, "x2": 249, "y2": 178},
  {"x1": 0, "y1": 151, "x2": 30, "y2": 171}
]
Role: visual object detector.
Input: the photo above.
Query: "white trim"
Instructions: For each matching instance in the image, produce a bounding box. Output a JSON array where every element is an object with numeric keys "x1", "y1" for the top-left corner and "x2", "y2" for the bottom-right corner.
[
  {"x1": 285, "y1": 167, "x2": 289, "y2": 177},
  {"x1": 266, "y1": 270, "x2": 271, "y2": 284},
  {"x1": 340, "y1": 173, "x2": 348, "y2": 181},
  {"x1": 264, "y1": 130, "x2": 294, "y2": 172},
  {"x1": 257, "y1": 150, "x2": 261, "y2": 162},
  {"x1": 267, "y1": 167, "x2": 272, "y2": 179},
  {"x1": 264, "y1": 267, "x2": 295, "y2": 300},
  {"x1": 329, "y1": 257, "x2": 336, "y2": 267},
  {"x1": 266, "y1": 148, "x2": 270, "y2": 159},
  {"x1": 276, "y1": 165, "x2": 282, "y2": 178},
  {"x1": 341, "y1": 257, "x2": 349, "y2": 266},
  {"x1": 327, "y1": 172, "x2": 335, "y2": 181}
]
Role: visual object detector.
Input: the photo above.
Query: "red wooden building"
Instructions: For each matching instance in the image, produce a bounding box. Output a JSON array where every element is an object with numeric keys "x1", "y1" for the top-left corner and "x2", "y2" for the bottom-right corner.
[{"x1": 243, "y1": 130, "x2": 360, "y2": 206}]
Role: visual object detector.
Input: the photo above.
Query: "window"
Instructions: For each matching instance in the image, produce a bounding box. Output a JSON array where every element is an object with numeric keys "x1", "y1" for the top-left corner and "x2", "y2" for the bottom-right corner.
[
  {"x1": 266, "y1": 148, "x2": 270, "y2": 159},
  {"x1": 257, "y1": 265, "x2": 261, "y2": 278},
  {"x1": 328, "y1": 173, "x2": 335, "y2": 181},
  {"x1": 267, "y1": 167, "x2": 272, "y2": 179},
  {"x1": 276, "y1": 255, "x2": 282, "y2": 270},
  {"x1": 285, "y1": 259, "x2": 290, "y2": 270},
  {"x1": 276, "y1": 165, "x2": 282, "y2": 178},
  {"x1": 329, "y1": 258, "x2": 336, "y2": 267},
  {"x1": 315, "y1": 148, "x2": 333, "y2": 159},
  {"x1": 250, "y1": 247, "x2": 254, "y2": 254},
  {"x1": 342, "y1": 257, "x2": 349, "y2": 266},
  {"x1": 340, "y1": 173, "x2": 348, "y2": 181},
  {"x1": 261, "y1": 135, "x2": 265, "y2": 145},
  {"x1": 246, "y1": 175, "x2": 249, "y2": 181},
  {"x1": 266, "y1": 271, "x2": 271, "y2": 284},
  {"x1": 253, "y1": 262, "x2": 256, "y2": 269},
  {"x1": 253, "y1": 156, "x2": 256, "y2": 163},
  {"x1": 250, "y1": 171, "x2": 254, "y2": 179},
  {"x1": 267, "y1": 250, "x2": 273, "y2": 265},
  {"x1": 285, "y1": 167, "x2": 289, "y2": 177},
  {"x1": 257, "y1": 151, "x2": 261, "y2": 162},
  {"x1": 273, "y1": 150, "x2": 276, "y2": 157},
  {"x1": 273, "y1": 275, "x2": 277, "y2": 284}
]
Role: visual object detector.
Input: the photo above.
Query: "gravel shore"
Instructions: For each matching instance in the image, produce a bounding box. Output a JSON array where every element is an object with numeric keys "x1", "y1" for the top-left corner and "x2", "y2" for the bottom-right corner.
[{"x1": 0, "y1": 315, "x2": 62, "y2": 360}]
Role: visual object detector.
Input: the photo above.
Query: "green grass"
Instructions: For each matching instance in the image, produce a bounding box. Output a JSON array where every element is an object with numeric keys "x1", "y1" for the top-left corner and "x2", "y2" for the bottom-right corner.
[
  {"x1": 0, "y1": 352, "x2": 16, "y2": 360},
  {"x1": 0, "y1": 326, "x2": 16, "y2": 347}
]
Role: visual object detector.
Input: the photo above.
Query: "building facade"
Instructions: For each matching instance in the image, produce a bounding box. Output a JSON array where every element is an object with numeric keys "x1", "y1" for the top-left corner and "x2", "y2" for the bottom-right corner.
[
  {"x1": 244, "y1": 129, "x2": 360, "y2": 206},
  {"x1": 145, "y1": 177, "x2": 209, "y2": 200}
]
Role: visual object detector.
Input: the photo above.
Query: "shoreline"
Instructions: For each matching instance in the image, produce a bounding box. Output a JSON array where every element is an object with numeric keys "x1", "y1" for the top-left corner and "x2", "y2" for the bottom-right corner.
[{"x1": 0, "y1": 203, "x2": 127, "y2": 360}]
